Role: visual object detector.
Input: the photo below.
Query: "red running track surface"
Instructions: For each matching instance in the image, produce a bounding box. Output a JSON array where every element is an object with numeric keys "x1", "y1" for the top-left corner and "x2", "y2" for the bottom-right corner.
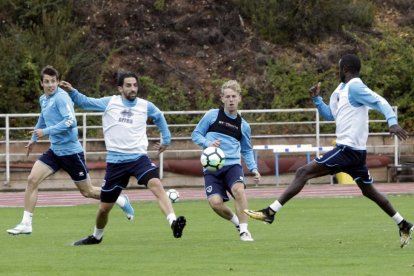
[{"x1": 1, "y1": 183, "x2": 414, "y2": 207}]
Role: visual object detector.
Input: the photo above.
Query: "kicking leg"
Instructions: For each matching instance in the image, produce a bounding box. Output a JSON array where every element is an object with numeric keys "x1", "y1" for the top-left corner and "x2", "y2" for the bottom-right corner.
[
  {"x1": 148, "y1": 178, "x2": 186, "y2": 238},
  {"x1": 208, "y1": 194, "x2": 234, "y2": 220},
  {"x1": 357, "y1": 181, "x2": 414, "y2": 248},
  {"x1": 76, "y1": 177, "x2": 100, "y2": 199},
  {"x1": 76, "y1": 178, "x2": 134, "y2": 220},
  {"x1": 245, "y1": 161, "x2": 330, "y2": 224}
]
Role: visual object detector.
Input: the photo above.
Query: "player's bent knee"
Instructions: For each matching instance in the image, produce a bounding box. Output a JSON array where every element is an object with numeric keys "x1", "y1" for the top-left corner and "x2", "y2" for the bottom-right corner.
[
  {"x1": 76, "y1": 180, "x2": 97, "y2": 198},
  {"x1": 27, "y1": 170, "x2": 50, "y2": 188},
  {"x1": 148, "y1": 179, "x2": 164, "y2": 192},
  {"x1": 27, "y1": 175, "x2": 41, "y2": 189},
  {"x1": 208, "y1": 197, "x2": 224, "y2": 210},
  {"x1": 295, "y1": 166, "x2": 312, "y2": 180},
  {"x1": 79, "y1": 189, "x2": 94, "y2": 198},
  {"x1": 231, "y1": 186, "x2": 245, "y2": 199}
]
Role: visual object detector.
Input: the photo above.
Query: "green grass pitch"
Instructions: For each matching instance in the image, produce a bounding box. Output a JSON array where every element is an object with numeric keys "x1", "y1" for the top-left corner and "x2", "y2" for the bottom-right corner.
[{"x1": 1, "y1": 196, "x2": 413, "y2": 275}]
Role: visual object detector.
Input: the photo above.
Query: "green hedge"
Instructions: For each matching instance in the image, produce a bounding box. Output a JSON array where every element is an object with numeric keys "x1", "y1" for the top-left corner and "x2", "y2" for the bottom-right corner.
[
  {"x1": 233, "y1": 0, "x2": 374, "y2": 44},
  {"x1": 0, "y1": 0, "x2": 101, "y2": 115}
]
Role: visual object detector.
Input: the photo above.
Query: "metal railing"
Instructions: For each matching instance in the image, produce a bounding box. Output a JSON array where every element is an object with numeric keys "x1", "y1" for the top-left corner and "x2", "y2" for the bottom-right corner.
[{"x1": 0, "y1": 108, "x2": 399, "y2": 184}]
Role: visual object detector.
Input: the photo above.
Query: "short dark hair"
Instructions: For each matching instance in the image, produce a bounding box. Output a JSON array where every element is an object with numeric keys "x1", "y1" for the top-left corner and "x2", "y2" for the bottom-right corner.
[
  {"x1": 117, "y1": 72, "x2": 138, "y2": 86},
  {"x1": 40, "y1": 65, "x2": 59, "y2": 81},
  {"x1": 340, "y1": 54, "x2": 361, "y2": 74}
]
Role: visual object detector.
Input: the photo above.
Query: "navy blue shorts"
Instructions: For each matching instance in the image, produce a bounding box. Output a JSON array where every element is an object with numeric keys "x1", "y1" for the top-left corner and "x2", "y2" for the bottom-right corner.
[
  {"x1": 315, "y1": 145, "x2": 373, "y2": 184},
  {"x1": 203, "y1": 164, "x2": 245, "y2": 202},
  {"x1": 38, "y1": 149, "x2": 89, "y2": 182},
  {"x1": 100, "y1": 155, "x2": 159, "y2": 203}
]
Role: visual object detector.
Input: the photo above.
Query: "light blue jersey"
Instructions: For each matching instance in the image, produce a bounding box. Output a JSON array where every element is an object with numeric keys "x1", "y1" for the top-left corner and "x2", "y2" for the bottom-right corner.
[
  {"x1": 313, "y1": 77, "x2": 397, "y2": 149},
  {"x1": 69, "y1": 89, "x2": 171, "y2": 163},
  {"x1": 192, "y1": 109, "x2": 257, "y2": 172},
  {"x1": 33, "y1": 87, "x2": 83, "y2": 156}
]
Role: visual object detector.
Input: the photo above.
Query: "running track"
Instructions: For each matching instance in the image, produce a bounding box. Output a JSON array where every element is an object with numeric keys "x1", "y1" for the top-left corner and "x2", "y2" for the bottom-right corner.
[{"x1": 1, "y1": 183, "x2": 414, "y2": 207}]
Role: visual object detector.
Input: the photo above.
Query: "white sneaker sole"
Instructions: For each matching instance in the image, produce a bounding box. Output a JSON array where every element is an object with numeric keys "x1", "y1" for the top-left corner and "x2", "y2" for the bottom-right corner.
[
  {"x1": 7, "y1": 229, "x2": 32, "y2": 235},
  {"x1": 240, "y1": 237, "x2": 254, "y2": 242},
  {"x1": 6, "y1": 224, "x2": 32, "y2": 235},
  {"x1": 240, "y1": 232, "x2": 254, "y2": 242}
]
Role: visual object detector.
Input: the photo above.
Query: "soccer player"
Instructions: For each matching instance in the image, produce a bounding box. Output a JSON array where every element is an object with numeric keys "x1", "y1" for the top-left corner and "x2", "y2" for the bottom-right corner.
[
  {"x1": 191, "y1": 80, "x2": 261, "y2": 242},
  {"x1": 60, "y1": 72, "x2": 186, "y2": 245},
  {"x1": 7, "y1": 66, "x2": 134, "y2": 235},
  {"x1": 244, "y1": 54, "x2": 413, "y2": 248}
]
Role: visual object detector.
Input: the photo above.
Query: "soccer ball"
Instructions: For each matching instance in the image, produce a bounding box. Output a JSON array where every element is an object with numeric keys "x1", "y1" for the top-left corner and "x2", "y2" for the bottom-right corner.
[
  {"x1": 166, "y1": 189, "x2": 180, "y2": 203},
  {"x1": 200, "y1": 146, "x2": 225, "y2": 172}
]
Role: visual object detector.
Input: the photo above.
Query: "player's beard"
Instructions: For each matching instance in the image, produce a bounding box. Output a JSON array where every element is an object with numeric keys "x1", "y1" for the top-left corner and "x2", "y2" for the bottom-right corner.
[{"x1": 124, "y1": 92, "x2": 137, "y2": 101}]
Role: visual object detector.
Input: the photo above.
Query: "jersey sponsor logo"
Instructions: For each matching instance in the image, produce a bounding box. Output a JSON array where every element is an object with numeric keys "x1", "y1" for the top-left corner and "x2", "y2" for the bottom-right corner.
[
  {"x1": 218, "y1": 120, "x2": 239, "y2": 131},
  {"x1": 119, "y1": 109, "x2": 134, "y2": 124},
  {"x1": 119, "y1": 117, "x2": 133, "y2": 124}
]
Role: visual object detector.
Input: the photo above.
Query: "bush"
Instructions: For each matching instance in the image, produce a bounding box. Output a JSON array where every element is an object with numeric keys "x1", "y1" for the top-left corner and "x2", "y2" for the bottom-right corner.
[
  {"x1": 234, "y1": 0, "x2": 375, "y2": 44},
  {"x1": 0, "y1": 0, "x2": 100, "y2": 115},
  {"x1": 362, "y1": 28, "x2": 414, "y2": 130}
]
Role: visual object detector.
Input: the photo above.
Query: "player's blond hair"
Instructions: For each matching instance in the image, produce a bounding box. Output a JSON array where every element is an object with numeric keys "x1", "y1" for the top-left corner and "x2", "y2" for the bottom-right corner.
[{"x1": 221, "y1": 80, "x2": 241, "y2": 95}]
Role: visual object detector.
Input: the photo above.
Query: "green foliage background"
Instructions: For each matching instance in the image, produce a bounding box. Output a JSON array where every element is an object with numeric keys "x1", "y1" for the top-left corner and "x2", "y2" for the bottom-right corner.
[
  {"x1": 0, "y1": 0, "x2": 105, "y2": 115},
  {"x1": 234, "y1": 0, "x2": 375, "y2": 44},
  {"x1": 1, "y1": 0, "x2": 414, "y2": 131}
]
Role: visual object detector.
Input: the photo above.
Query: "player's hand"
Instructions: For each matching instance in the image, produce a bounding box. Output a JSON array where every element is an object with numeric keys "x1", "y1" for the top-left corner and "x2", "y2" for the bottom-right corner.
[
  {"x1": 154, "y1": 142, "x2": 168, "y2": 155},
  {"x1": 25, "y1": 140, "x2": 35, "y2": 157},
  {"x1": 59, "y1": 80, "x2": 74, "y2": 92},
  {"x1": 252, "y1": 169, "x2": 261, "y2": 184},
  {"x1": 389, "y1": 124, "x2": 409, "y2": 141},
  {"x1": 30, "y1": 129, "x2": 45, "y2": 139},
  {"x1": 309, "y1": 82, "x2": 321, "y2": 98},
  {"x1": 209, "y1": 139, "x2": 221, "y2": 147}
]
